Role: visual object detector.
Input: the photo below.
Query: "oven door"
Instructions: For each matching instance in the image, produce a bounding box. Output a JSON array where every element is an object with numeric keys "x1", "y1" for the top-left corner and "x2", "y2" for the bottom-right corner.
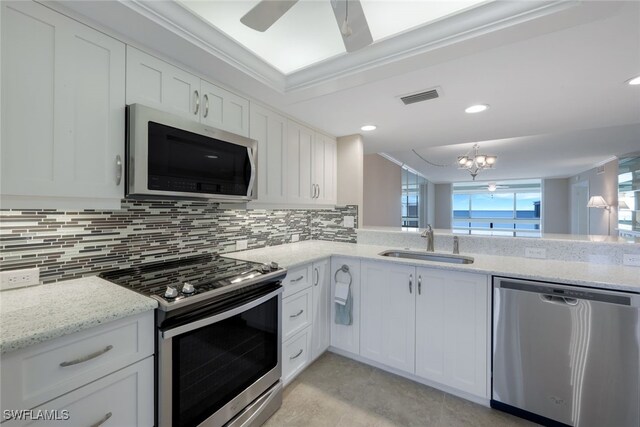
[{"x1": 158, "y1": 286, "x2": 282, "y2": 427}]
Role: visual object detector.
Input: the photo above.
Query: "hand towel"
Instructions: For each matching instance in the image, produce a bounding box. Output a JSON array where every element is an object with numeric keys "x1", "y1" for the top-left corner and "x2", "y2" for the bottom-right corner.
[
  {"x1": 334, "y1": 280, "x2": 350, "y2": 306},
  {"x1": 335, "y1": 278, "x2": 352, "y2": 326}
]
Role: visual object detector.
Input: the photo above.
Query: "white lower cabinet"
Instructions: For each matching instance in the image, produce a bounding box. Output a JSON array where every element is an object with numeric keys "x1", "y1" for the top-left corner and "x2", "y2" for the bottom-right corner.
[
  {"x1": 282, "y1": 327, "x2": 311, "y2": 385},
  {"x1": 360, "y1": 261, "x2": 416, "y2": 373},
  {"x1": 415, "y1": 267, "x2": 489, "y2": 397},
  {"x1": 283, "y1": 287, "x2": 312, "y2": 341},
  {"x1": 311, "y1": 258, "x2": 331, "y2": 360},
  {"x1": 330, "y1": 257, "x2": 361, "y2": 355}
]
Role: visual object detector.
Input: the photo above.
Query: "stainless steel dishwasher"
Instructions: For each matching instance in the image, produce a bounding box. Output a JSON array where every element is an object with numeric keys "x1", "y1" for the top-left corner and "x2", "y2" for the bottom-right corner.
[{"x1": 492, "y1": 277, "x2": 640, "y2": 427}]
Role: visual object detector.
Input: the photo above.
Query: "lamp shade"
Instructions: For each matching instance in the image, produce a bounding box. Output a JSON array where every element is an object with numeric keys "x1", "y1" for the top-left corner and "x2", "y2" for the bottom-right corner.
[{"x1": 587, "y1": 195, "x2": 608, "y2": 208}]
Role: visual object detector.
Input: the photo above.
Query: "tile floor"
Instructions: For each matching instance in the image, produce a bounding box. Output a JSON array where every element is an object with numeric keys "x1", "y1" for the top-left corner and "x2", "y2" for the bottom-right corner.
[{"x1": 265, "y1": 352, "x2": 537, "y2": 427}]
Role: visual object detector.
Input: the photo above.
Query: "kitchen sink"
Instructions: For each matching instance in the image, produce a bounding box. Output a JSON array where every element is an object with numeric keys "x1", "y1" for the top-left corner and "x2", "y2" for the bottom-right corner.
[{"x1": 379, "y1": 250, "x2": 474, "y2": 264}]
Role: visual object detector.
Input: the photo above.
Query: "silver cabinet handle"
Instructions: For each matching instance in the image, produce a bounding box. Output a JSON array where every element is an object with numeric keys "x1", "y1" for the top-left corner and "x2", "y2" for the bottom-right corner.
[
  {"x1": 115, "y1": 155, "x2": 122, "y2": 186},
  {"x1": 89, "y1": 412, "x2": 112, "y2": 427},
  {"x1": 316, "y1": 184, "x2": 320, "y2": 199},
  {"x1": 313, "y1": 184, "x2": 317, "y2": 198},
  {"x1": 289, "y1": 309, "x2": 304, "y2": 318},
  {"x1": 418, "y1": 275, "x2": 422, "y2": 295},
  {"x1": 409, "y1": 274, "x2": 413, "y2": 294},
  {"x1": 203, "y1": 94, "x2": 209, "y2": 118},
  {"x1": 60, "y1": 345, "x2": 113, "y2": 367},
  {"x1": 194, "y1": 90, "x2": 200, "y2": 115},
  {"x1": 289, "y1": 349, "x2": 303, "y2": 360},
  {"x1": 314, "y1": 268, "x2": 319, "y2": 286},
  {"x1": 291, "y1": 275, "x2": 304, "y2": 282},
  {"x1": 311, "y1": 184, "x2": 316, "y2": 199}
]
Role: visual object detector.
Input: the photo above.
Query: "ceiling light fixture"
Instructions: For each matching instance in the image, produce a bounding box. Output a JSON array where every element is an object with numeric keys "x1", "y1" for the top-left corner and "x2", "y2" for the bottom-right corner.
[
  {"x1": 457, "y1": 144, "x2": 497, "y2": 180},
  {"x1": 465, "y1": 104, "x2": 489, "y2": 113},
  {"x1": 361, "y1": 125, "x2": 377, "y2": 131},
  {"x1": 628, "y1": 75, "x2": 640, "y2": 86}
]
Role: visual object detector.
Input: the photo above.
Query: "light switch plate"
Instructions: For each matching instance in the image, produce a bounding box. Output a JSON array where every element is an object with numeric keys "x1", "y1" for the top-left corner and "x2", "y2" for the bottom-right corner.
[
  {"x1": 235, "y1": 240, "x2": 248, "y2": 251},
  {"x1": 343, "y1": 216, "x2": 355, "y2": 228},
  {"x1": 623, "y1": 254, "x2": 640, "y2": 267},
  {"x1": 0, "y1": 268, "x2": 40, "y2": 291},
  {"x1": 525, "y1": 247, "x2": 546, "y2": 259},
  {"x1": 291, "y1": 234, "x2": 300, "y2": 242}
]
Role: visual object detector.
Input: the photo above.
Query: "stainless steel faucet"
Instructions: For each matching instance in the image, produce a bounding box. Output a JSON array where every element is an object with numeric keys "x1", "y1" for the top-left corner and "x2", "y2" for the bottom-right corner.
[
  {"x1": 453, "y1": 236, "x2": 459, "y2": 254},
  {"x1": 421, "y1": 225, "x2": 434, "y2": 252}
]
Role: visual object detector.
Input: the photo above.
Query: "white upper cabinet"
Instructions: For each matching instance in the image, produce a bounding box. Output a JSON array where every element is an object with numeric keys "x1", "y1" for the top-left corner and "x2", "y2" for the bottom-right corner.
[
  {"x1": 126, "y1": 46, "x2": 200, "y2": 120},
  {"x1": 201, "y1": 80, "x2": 249, "y2": 137},
  {"x1": 286, "y1": 120, "x2": 315, "y2": 204},
  {"x1": 311, "y1": 258, "x2": 331, "y2": 360},
  {"x1": 360, "y1": 261, "x2": 416, "y2": 373},
  {"x1": 249, "y1": 103, "x2": 288, "y2": 204},
  {"x1": 313, "y1": 133, "x2": 337, "y2": 205},
  {"x1": 1, "y1": 1, "x2": 125, "y2": 209},
  {"x1": 415, "y1": 267, "x2": 489, "y2": 398}
]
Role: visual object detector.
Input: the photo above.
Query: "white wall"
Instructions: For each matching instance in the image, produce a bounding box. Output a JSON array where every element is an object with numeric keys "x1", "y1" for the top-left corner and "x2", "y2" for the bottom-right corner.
[
  {"x1": 363, "y1": 154, "x2": 401, "y2": 227},
  {"x1": 434, "y1": 183, "x2": 452, "y2": 229},
  {"x1": 337, "y1": 134, "x2": 364, "y2": 223},
  {"x1": 542, "y1": 178, "x2": 570, "y2": 234},
  {"x1": 569, "y1": 158, "x2": 618, "y2": 235}
]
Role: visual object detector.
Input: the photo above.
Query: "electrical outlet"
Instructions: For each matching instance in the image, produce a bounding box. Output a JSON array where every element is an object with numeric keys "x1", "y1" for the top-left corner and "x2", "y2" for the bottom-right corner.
[
  {"x1": 1, "y1": 268, "x2": 40, "y2": 291},
  {"x1": 623, "y1": 254, "x2": 640, "y2": 267},
  {"x1": 291, "y1": 234, "x2": 299, "y2": 242},
  {"x1": 235, "y1": 240, "x2": 248, "y2": 251},
  {"x1": 525, "y1": 247, "x2": 547, "y2": 259},
  {"x1": 343, "y1": 216, "x2": 355, "y2": 228}
]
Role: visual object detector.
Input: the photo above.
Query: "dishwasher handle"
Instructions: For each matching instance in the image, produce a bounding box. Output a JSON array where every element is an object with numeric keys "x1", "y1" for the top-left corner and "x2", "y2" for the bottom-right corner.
[{"x1": 540, "y1": 294, "x2": 579, "y2": 306}]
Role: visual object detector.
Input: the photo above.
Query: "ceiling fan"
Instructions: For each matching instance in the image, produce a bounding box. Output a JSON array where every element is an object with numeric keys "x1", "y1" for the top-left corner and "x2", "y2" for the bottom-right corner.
[{"x1": 240, "y1": 0, "x2": 373, "y2": 53}]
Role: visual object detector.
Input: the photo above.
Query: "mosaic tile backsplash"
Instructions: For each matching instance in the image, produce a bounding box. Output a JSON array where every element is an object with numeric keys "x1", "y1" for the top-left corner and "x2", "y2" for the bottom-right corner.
[{"x1": 0, "y1": 200, "x2": 358, "y2": 283}]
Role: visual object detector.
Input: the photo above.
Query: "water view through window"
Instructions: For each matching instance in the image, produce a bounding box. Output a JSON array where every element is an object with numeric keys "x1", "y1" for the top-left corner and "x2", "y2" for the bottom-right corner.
[{"x1": 453, "y1": 180, "x2": 541, "y2": 237}]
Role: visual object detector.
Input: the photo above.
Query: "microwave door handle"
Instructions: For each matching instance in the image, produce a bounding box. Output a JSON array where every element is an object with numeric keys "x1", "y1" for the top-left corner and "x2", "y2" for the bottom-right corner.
[{"x1": 247, "y1": 146, "x2": 256, "y2": 198}]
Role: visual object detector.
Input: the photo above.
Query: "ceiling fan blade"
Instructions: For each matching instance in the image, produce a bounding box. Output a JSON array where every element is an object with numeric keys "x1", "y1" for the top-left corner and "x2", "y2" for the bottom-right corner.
[
  {"x1": 240, "y1": 0, "x2": 298, "y2": 32},
  {"x1": 331, "y1": 0, "x2": 373, "y2": 52}
]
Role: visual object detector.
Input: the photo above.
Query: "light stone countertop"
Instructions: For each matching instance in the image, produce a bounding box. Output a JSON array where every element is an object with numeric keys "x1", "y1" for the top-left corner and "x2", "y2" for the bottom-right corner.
[
  {"x1": 226, "y1": 240, "x2": 640, "y2": 293},
  {"x1": 0, "y1": 276, "x2": 157, "y2": 354}
]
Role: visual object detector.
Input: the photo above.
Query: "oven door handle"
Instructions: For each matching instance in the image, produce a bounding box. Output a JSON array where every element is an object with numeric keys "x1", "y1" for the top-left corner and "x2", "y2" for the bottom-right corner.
[{"x1": 161, "y1": 287, "x2": 283, "y2": 339}]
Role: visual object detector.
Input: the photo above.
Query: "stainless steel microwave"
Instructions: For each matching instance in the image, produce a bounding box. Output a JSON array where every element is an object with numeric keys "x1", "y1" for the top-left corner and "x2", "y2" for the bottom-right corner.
[{"x1": 126, "y1": 104, "x2": 257, "y2": 202}]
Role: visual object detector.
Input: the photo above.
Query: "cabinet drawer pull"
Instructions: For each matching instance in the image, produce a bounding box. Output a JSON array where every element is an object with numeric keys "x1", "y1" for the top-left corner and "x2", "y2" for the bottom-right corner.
[
  {"x1": 115, "y1": 155, "x2": 122, "y2": 186},
  {"x1": 409, "y1": 274, "x2": 413, "y2": 294},
  {"x1": 89, "y1": 412, "x2": 112, "y2": 427},
  {"x1": 290, "y1": 275, "x2": 304, "y2": 283},
  {"x1": 289, "y1": 349, "x2": 303, "y2": 360},
  {"x1": 314, "y1": 268, "x2": 319, "y2": 286},
  {"x1": 194, "y1": 90, "x2": 200, "y2": 115},
  {"x1": 60, "y1": 345, "x2": 113, "y2": 367},
  {"x1": 418, "y1": 275, "x2": 422, "y2": 295},
  {"x1": 289, "y1": 309, "x2": 304, "y2": 318},
  {"x1": 203, "y1": 94, "x2": 209, "y2": 118}
]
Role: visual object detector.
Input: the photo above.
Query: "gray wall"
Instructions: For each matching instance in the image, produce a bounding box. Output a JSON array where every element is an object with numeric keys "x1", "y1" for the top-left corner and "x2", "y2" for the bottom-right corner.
[
  {"x1": 337, "y1": 134, "x2": 364, "y2": 223},
  {"x1": 569, "y1": 159, "x2": 619, "y2": 235},
  {"x1": 363, "y1": 154, "x2": 402, "y2": 227},
  {"x1": 434, "y1": 183, "x2": 452, "y2": 229},
  {"x1": 542, "y1": 178, "x2": 570, "y2": 234}
]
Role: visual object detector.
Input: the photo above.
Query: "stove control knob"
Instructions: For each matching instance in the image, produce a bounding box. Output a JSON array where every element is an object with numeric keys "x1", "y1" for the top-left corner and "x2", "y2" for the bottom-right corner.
[
  {"x1": 182, "y1": 282, "x2": 195, "y2": 295},
  {"x1": 259, "y1": 264, "x2": 272, "y2": 274},
  {"x1": 270, "y1": 262, "x2": 279, "y2": 271},
  {"x1": 164, "y1": 286, "x2": 178, "y2": 299}
]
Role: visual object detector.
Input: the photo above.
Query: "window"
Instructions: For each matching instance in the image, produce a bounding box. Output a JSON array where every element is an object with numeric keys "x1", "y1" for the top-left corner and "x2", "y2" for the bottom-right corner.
[
  {"x1": 452, "y1": 180, "x2": 541, "y2": 237},
  {"x1": 402, "y1": 168, "x2": 427, "y2": 228}
]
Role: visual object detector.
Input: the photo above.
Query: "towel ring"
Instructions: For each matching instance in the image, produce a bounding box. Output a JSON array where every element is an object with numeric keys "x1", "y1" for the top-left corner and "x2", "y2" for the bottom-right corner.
[{"x1": 334, "y1": 265, "x2": 352, "y2": 286}]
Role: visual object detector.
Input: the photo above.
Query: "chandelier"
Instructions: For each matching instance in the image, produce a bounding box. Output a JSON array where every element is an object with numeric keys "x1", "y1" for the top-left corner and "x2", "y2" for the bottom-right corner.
[{"x1": 457, "y1": 144, "x2": 497, "y2": 180}]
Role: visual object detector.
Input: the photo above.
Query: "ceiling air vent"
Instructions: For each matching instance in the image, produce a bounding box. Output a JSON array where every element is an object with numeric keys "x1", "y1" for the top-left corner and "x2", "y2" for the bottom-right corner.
[{"x1": 399, "y1": 88, "x2": 440, "y2": 105}]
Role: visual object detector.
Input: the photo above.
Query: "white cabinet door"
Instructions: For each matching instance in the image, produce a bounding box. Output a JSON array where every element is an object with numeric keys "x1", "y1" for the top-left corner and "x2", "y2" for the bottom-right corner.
[
  {"x1": 249, "y1": 103, "x2": 287, "y2": 203},
  {"x1": 415, "y1": 268, "x2": 489, "y2": 398},
  {"x1": 1, "y1": 1, "x2": 125, "y2": 208},
  {"x1": 286, "y1": 120, "x2": 314, "y2": 204},
  {"x1": 126, "y1": 46, "x2": 200, "y2": 120},
  {"x1": 330, "y1": 257, "x2": 361, "y2": 355},
  {"x1": 311, "y1": 258, "x2": 331, "y2": 360},
  {"x1": 360, "y1": 261, "x2": 416, "y2": 373},
  {"x1": 313, "y1": 133, "x2": 337, "y2": 205},
  {"x1": 201, "y1": 80, "x2": 249, "y2": 136}
]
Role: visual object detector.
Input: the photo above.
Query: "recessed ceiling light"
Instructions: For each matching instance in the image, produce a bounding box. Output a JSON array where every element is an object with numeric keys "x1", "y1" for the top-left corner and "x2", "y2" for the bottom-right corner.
[
  {"x1": 465, "y1": 104, "x2": 489, "y2": 114},
  {"x1": 628, "y1": 75, "x2": 640, "y2": 86},
  {"x1": 361, "y1": 125, "x2": 377, "y2": 131}
]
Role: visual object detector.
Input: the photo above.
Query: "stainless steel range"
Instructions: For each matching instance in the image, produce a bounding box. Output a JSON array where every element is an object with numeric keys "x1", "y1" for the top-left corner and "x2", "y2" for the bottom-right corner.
[{"x1": 101, "y1": 254, "x2": 287, "y2": 427}]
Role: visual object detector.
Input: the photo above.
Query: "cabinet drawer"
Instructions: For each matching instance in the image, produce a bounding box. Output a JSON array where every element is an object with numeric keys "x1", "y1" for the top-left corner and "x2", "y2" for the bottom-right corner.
[
  {"x1": 1, "y1": 311, "x2": 154, "y2": 411},
  {"x1": 5, "y1": 357, "x2": 154, "y2": 427},
  {"x1": 282, "y1": 265, "x2": 312, "y2": 298},
  {"x1": 282, "y1": 288, "x2": 312, "y2": 342},
  {"x1": 282, "y1": 327, "x2": 311, "y2": 385}
]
